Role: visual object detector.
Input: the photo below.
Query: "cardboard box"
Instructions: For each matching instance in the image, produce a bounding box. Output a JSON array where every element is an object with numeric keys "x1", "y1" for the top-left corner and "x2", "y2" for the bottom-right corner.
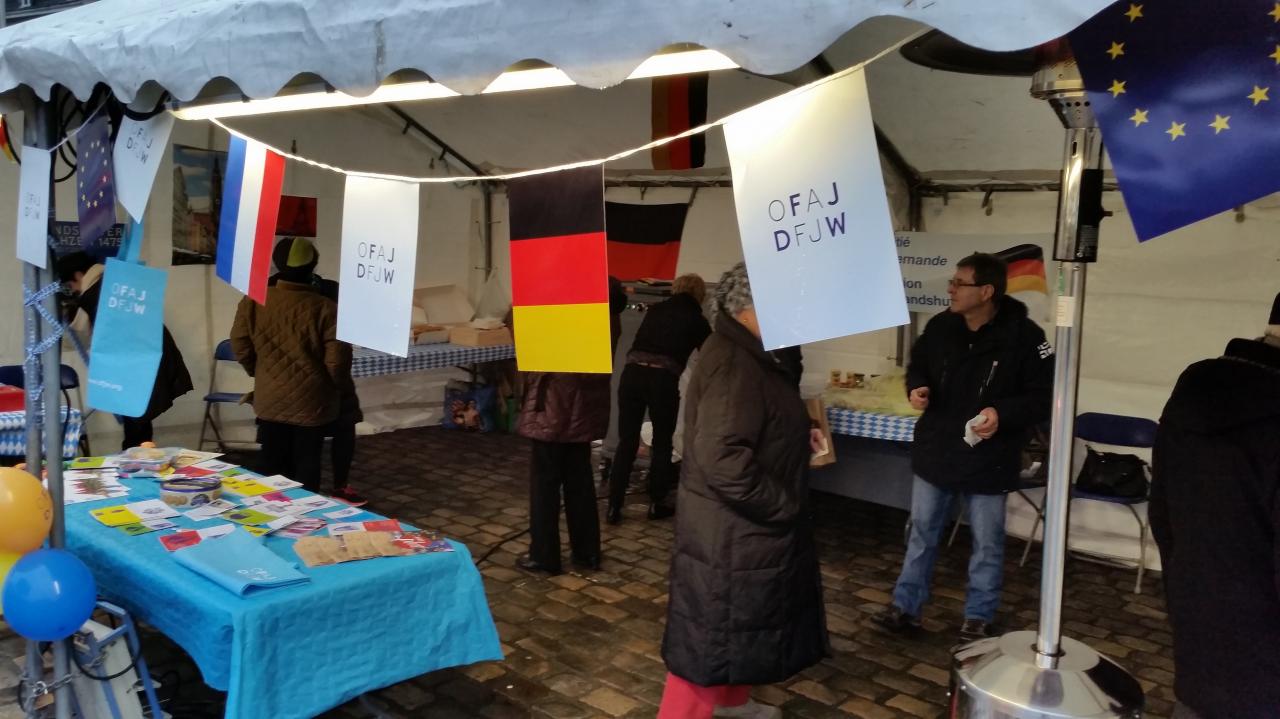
[
  {"x1": 448, "y1": 324, "x2": 513, "y2": 347},
  {"x1": 413, "y1": 284, "x2": 474, "y2": 325},
  {"x1": 410, "y1": 324, "x2": 451, "y2": 345}
]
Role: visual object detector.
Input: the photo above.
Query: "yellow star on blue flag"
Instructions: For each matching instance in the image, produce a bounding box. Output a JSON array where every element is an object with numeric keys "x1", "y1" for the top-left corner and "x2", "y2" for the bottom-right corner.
[{"x1": 1071, "y1": 0, "x2": 1280, "y2": 240}]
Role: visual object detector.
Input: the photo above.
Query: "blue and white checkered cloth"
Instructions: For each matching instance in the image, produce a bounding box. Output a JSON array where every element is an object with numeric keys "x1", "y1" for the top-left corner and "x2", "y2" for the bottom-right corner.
[
  {"x1": 826, "y1": 407, "x2": 917, "y2": 442},
  {"x1": 351, "y1": 343, "x2": 515, "y2": 379},
  {"x1": 0, "y1": 408, "x2": 83, "y2": 458}
]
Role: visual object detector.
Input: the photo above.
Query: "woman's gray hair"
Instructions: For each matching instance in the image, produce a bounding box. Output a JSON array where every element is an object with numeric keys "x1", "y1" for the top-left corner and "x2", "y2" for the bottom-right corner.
[{"x1": 714, "y1": 261, "x2": 754, "y2": 316}]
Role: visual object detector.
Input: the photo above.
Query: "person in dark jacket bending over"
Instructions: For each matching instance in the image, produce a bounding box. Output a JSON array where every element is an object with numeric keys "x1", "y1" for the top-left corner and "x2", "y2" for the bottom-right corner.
[
  {"x1": 874, "y1": 252, "x2": 1053, "y2": 642},
  {"x1": 659, "y1": 262, "x2": 828, "y2": 719},
  {"x1": 57, "y1": 251, "x2": 194, "y2": 450},
  {"x1": 606, "y1": 273, "x2": 711, "y2": 524},
  {"x1": 1149, "y1": 292, "x2": 1280, "y2": 719}
]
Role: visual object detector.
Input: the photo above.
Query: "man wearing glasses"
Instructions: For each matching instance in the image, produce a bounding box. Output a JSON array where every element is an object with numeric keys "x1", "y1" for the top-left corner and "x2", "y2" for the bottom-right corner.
[{"x1": 874, "y1": 252, "x2": 1054, "y2": 642}]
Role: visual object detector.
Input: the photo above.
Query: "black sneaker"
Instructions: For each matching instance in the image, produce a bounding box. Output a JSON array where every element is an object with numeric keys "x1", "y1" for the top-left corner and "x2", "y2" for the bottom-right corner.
[
  {"x1": 958, "y1": 618, "x2": 997, "y2": 642},
  {"x1": 871, "y1": 605, "x2": 921, "y2": 634}
]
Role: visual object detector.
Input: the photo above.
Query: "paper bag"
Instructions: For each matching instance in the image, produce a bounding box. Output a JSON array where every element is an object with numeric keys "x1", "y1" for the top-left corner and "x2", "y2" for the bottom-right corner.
[{"x1": 805, "y1": 398, "x2": 837, "y2": 468}]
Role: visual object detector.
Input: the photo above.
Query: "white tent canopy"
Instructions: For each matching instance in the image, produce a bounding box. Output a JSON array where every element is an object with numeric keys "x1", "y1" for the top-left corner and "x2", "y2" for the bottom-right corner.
[{"x1": 0, "y1": 0, "x2": 1112, "y2": 109}]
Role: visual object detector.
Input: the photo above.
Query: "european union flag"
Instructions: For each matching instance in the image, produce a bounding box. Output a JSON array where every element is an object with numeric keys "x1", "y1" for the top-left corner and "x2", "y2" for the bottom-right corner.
[
  {"x1": 76, "y1": 114, "x2": 117, "y2": 247},
  {"x1": 1071, "y1": 1, "x2": 1280, "y2": 241}
]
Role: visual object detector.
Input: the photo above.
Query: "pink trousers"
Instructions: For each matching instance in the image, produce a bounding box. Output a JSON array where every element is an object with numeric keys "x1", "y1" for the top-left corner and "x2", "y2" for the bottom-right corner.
[{"x1": 657, "y1": 672, "x2": 752, "y2": 719}]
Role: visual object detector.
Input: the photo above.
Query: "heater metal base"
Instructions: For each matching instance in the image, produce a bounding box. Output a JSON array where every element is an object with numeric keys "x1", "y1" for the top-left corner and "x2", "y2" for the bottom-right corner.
[{"x1": 950, "y1": 631, "x2": 1144, "y2": 719}]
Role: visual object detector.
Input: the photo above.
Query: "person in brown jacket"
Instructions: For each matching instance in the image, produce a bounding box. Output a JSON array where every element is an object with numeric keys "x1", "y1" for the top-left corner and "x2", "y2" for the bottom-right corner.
[
  {"x1": 230, "y1": 237, "x2": 351, "y2": 492},
  {"x1": 515, "y1": 368, "x2": 611, "y2": 575}
]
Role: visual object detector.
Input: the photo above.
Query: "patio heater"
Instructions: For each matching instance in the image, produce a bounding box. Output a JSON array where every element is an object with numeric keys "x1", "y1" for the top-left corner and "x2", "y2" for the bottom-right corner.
[{"x1": 900, "y1": 33, "x2": 1144, "y2": 718}]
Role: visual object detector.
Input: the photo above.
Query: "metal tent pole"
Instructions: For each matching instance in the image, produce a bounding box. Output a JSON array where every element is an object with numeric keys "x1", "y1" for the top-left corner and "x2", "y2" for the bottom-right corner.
[
  {"x1": 21, "y1": 91, "x2": 73, "y2": 719},
  {"x1": 948, "y1": 43, "x2": 1142, "y2": 719}
]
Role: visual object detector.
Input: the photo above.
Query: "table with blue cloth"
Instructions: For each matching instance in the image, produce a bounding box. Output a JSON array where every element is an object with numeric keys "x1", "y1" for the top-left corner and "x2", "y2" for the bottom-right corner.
[
  {"x1": 351, "y1": 342, "x2": 515, "y2": 379},
  {"x1": 825, "y1": 406, "x2": 918, "y2": 442},
  {"x1": 65, "y1": 476, "x2": 502, "y2": 719},
  {"x1": 0, "y1": 408, "x2": 82, "y2": 458}
]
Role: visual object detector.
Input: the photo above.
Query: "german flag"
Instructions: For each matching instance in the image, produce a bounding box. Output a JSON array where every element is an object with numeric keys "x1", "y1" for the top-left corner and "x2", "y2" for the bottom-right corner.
[
  {"x1": 604, "y1": 202, "x2": 687, "y2": 281},
  {"x1": 651, "y1": 74, "x2": 708, "y2": 171},
  {"x1": 996, "y1": 244, "x2": 1048, "y2": 295},
  {"x1": 0, "y1": 116, "x2": 16, "y2": 163},
  {"x1": 507, "y1": 167, "x2": 613, "y2": 373}
]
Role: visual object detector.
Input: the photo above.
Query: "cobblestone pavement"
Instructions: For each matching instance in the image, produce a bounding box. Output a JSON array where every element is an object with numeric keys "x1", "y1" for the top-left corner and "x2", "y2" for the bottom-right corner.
[{"x1": 1, "y1": 427, "x2": 1175, "y2": 718}]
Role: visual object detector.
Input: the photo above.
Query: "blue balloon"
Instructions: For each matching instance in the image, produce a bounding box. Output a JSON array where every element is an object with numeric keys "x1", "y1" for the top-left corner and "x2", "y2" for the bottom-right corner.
[{"x1": 1, "y1": 549, "x2": 96, "y2": 641}]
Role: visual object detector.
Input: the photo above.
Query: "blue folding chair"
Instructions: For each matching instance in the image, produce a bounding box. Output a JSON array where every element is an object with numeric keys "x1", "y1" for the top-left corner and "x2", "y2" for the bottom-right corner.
[
  {"x1": 198, "y1": 340, "x2": 249, "y2": 452},
  {"x1": 0, "y1": 363, "x2": 90, "y2": 456},
  {"x1": 1072, "y1": 412, "x2": 1159, "y2": 594}
]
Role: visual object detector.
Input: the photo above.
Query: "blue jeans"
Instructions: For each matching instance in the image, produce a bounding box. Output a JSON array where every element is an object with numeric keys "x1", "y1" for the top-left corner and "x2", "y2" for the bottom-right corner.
[{"x1": 891, "y1": 476, "x2": 1007, "y2": 622}]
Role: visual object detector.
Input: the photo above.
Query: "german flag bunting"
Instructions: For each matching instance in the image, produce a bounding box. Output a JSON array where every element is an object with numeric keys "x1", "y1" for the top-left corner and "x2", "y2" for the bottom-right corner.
[
  {"x1": 651, "y1": 74, "x2": 708, "y2": 171},
  {"x1": 507, "y1": 167, "x2": 613, "y2": 373}
]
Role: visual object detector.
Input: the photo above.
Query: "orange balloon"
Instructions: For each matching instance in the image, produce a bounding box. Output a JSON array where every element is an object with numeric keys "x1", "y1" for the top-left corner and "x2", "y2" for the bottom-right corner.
[{"x1": 0, "y1": 468, "x2": 52, "y2": 554}]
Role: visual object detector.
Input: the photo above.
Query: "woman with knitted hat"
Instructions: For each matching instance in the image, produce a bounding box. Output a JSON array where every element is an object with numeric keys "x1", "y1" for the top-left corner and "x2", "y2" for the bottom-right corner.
[{"x1": 658, "y1": 262, "x2": 829, "y2": 719}]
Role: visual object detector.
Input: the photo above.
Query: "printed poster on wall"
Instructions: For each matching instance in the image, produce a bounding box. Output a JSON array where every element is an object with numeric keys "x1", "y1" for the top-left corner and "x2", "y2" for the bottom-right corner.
[
  {"x1": 896, "y1": 232, "x2": 1053, "y2": 320},
  {"x1": 337, "y1": 176, "x2": 419, "y2": 357},
  {"x1": 87, "y1": 259, "x2": 166, "y2": 417},
  {"x1": 723, "y1": 68, "x2": 908, "y2": 350}
]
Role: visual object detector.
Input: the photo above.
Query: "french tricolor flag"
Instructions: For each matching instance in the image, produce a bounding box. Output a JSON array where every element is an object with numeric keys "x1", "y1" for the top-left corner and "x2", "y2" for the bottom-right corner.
[{"x1": 216, "y1": 136, "x2": 285, "y2": 304}]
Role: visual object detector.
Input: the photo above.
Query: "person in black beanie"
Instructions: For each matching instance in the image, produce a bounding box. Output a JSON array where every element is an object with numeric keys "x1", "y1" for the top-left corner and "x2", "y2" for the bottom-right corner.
[
  {"x1": 231, "y1": 237, "x2": 350, "y2": 492},
  {"x1": 1150, "y1": 291, "x2": 1280, "y2": 719}
]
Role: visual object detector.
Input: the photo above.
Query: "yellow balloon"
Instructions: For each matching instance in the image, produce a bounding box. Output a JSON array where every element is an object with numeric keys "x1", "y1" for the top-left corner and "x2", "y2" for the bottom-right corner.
[
  {"x1": 0, "y1": 467, "x2": 52, "y2": 554},
  {"x1": 0, "y1": 550, "x2": 18, "y2": 615}
]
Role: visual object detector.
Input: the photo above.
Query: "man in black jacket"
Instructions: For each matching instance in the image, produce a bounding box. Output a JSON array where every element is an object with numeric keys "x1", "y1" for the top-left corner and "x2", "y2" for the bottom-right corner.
[
  {"x1": 874, "y1": 253, "x2": 1053, "y2": 641},
  {"x1": 1149, "y1": 294, "x2": 1280, "y2": 719},
  {"x1": 606, "y1": 274, "x2": 711, "y2": 523}
]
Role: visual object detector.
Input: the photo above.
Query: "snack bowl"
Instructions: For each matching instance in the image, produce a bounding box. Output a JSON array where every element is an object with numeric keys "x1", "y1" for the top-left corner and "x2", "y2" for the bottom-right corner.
[{"x1": 159, "y1": 478, "x2": 223, "y2": 508}]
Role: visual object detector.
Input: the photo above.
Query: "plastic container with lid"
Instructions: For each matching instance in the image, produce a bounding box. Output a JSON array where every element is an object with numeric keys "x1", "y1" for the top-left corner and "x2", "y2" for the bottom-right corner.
[{"x1": 116, "y1": 446, "x2": 182, "y2": 475}]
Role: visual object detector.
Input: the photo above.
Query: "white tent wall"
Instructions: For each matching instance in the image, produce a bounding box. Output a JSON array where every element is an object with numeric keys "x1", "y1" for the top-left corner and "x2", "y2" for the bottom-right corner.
[{"x1": 0, "y1": 108, "x2": 485, "y2": 450}]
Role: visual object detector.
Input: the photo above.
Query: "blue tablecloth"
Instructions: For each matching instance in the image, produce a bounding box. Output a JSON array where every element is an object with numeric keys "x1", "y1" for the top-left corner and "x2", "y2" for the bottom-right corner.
[
  {"x1": 351, "y1": 343, "x2": 515, "y2": 379},
  {"x1": 826, "y1": 407, "x2": 918, "y2": 442},
  {"x1": 0, "y1": 408, "x2": 82, "y2": 458},
  {"x1": 66, "y1": 479, "x2": 502, "y2": 719}
]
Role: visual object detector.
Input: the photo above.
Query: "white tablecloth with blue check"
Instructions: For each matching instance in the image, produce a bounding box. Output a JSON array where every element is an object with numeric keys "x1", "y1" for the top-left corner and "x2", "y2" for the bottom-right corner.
[
  {"x1": 826, "y1": 407, "x2": 917, "y2": 442},
  {"x1": 351, "y1": 343, "x2": 515, "y2": 378},
  {"x1": 0, "y1": 408, "x2": 82, "y2": 457}
]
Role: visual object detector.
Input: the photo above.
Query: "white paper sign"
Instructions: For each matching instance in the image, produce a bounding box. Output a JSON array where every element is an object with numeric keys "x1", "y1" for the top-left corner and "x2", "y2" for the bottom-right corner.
[
  {"x1": 723, "y1": 69, "x2": 908, "y2": 349},
  {"x1": 338, "y1": 176, "x2": 420, "y2": 356},
  {"x1": 16, "y1": 146, "x2": 52, "y2": 268},
  {"x1": 113, "y1": 113, "x2": 175, "y2": 222},
  {"x1": 895, "y1": 233, "x2": 1054, "y2": 320}
]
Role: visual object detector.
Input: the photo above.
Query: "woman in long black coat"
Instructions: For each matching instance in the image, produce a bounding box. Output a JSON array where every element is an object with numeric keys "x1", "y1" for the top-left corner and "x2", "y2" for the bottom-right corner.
[{"x1": 658, "y1": 262, "x2": 828, "y2": 719}]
